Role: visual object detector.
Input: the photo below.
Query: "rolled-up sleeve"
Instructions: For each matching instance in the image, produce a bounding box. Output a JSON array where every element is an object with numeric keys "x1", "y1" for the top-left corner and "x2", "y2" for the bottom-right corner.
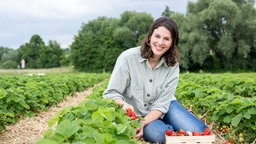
[{"x1": 103, "y1": 54, "x2": 130, "y2": 100}]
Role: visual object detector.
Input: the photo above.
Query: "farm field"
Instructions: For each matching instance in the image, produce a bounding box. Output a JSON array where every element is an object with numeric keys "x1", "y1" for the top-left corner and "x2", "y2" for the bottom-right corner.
[{"x1": 0, "y1": 68, "x2": 255, "y2": 143}]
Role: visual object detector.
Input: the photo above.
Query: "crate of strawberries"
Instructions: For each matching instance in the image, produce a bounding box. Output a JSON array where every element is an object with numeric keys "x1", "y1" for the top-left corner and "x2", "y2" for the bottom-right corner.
[{"x1": 165, "y1": 128, "x2": 215, "y2": 144}]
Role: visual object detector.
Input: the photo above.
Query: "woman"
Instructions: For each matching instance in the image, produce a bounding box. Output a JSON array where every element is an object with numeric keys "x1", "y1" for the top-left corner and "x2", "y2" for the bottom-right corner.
[{"x1": 103, "y1": 17, "x2": 207, "y2": 143}]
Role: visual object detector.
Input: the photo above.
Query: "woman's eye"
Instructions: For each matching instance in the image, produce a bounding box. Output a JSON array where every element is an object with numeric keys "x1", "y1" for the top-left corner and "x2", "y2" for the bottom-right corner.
[{"x1": 155, "y1": 35, "x2": 160, "y2": 38}]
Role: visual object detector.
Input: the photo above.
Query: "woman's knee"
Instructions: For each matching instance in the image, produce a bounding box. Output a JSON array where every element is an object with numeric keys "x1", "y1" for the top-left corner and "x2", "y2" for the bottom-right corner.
[{"x1": 143, "y1": 120, "x2": 170, "y2": 144}]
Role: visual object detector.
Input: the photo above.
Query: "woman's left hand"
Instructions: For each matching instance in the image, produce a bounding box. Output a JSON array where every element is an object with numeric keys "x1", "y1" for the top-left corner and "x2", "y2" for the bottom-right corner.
[
  {"x1": 135, "y1": 127, "x2": 143, "y2": 140},
  {"x1": 135, "y1": 121, "x2": 146, "y2": 140}
]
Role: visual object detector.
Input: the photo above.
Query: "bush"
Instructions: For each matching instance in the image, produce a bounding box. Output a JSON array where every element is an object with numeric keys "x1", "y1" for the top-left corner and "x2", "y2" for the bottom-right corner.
[{"x1": 1, "y1": 60, "x2": 18, "y2": 69}]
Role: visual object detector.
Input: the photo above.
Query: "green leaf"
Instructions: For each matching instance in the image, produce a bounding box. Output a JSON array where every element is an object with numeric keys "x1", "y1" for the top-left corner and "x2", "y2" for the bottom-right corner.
[
  {"x1": 92, "y1": 111, "x2": 103, "y2": 123},
  {"x1": 56, "y1": 119, "x2": 80, "y2": 139},
  {"x1": 0, "y1": 88, "x2": 7, "y2": 99},
  {"x1": 36, "y1": 139, "x2": 57, "y2": 144},
  {"x1": 98, "y1": 107, "x2": 115, "y2": 121},
  {"x1": 231, "y1": 113, "x2": 243, "y2": 127},
  {"x1": 243, "y1": 111, "x2": 251, "y2": 119},
  {"x1": 20, "y1": 101, "x2": 30, "y2": 109},
  {"x1": 116, "y1": 124, "x2": 128, "y2": 134},
  {"x1": 226, "y1": 105, "x2": 235, "y2": 113},
  {"x1": 223, "y1": 115, "x2": 232, "y2": 123},
  {"x1": 248, "y1": 107, "x2": 256, "y2": 115},
  {"x1": 93, "y1": 131, "x2": 104, "y2": 144},
  {"x1": 103, "y1": 133, "x2": 116, "y2": 144}
]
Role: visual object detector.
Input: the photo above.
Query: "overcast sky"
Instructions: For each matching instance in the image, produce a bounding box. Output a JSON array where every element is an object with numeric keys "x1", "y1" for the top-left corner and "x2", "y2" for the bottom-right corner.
[{"x1": 0, "y1": 0, "x2": 195, "y2": 49}]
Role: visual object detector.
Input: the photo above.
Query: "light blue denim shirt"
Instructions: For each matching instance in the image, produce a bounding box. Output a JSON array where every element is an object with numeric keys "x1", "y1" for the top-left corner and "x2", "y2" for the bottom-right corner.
[{"x1": 103, "y1": 46, "x2": 179, "y2": 117}]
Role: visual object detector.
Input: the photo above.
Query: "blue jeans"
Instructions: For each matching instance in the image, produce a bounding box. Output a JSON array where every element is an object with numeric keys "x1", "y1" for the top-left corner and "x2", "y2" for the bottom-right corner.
[{"x1": 143, "y1": 100, "x2": 207, "y2": 144}]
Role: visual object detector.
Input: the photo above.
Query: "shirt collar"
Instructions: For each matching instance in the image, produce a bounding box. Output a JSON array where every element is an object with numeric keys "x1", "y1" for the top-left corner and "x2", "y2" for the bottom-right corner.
[{"x1": 139, "y1": 56, "x2": 168, "y2": 67}]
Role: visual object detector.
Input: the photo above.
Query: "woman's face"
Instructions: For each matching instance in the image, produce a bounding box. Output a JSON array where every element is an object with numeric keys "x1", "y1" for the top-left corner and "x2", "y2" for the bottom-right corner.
[{"x1": 150, "y1": 26, "x2": 172, "y2": 59}]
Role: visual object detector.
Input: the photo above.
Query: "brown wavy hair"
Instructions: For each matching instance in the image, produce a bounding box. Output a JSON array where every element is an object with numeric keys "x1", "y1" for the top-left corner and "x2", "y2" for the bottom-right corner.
[{"x1": 140, "y1": 17, "x2": 179, "y2": 66}]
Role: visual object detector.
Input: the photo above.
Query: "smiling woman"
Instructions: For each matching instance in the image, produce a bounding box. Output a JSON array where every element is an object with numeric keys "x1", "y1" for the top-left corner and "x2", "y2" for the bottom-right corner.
[{"x1": 103, "y1": 17, "x2": 208, "y2": 144}]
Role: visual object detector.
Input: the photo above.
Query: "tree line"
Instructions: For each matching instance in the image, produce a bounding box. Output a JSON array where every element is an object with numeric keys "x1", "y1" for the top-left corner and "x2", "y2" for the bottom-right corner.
[
  {"x1": 0, "y1": 35, "x2": 70, "y2": 69},
  {"x1": 1, "y1": 0, "x2": 255, "y2": 72}
]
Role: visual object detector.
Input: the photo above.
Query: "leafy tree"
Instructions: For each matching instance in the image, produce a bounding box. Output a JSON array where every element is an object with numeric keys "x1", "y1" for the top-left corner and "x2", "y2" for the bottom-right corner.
[
  {"x1": 113, "y1": 27, "x2": 137, "y2": 49},
  {"x1": 119, "y1": 11, "x2": 154, "y2": 43},
  {"x1": 18, "y1": 34, "x2": 45, "y2": 68},
  {"x1": 0, "y1": 47, "x2": 19, "y2": 66},
  {"x1": 162, "y1": 6, "x2": 174, "y2": 17},
  {"x1": 71, "y1": 11, "x2": 154, "y2": 72},
  {"x1": 71, "y1": 17, "x2": 120, "y2": 72},
  {"x1": 1, "y1": 60, "x2": 18, "y2": 69},
  {"x1": 37, "y1": 40, "x2": 64, "y2": 68},
  {"x1": 179, "y1": 0, "x2": 256, "y2": 71},
  {"x1": 60, "y1": 48, "x2": 71, "y2": 66}
]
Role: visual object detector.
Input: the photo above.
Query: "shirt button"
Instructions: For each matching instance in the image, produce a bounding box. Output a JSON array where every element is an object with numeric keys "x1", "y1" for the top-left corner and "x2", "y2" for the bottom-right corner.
[
  {"x1": 147, "y1": 94, "x2": 150, "y2": 97},
  {"x1": 149, "y1": 79, "x2": 153, "y2": 82},
  {"x1": 144, "y1": 104, "x2": 147, "y2": 107}
]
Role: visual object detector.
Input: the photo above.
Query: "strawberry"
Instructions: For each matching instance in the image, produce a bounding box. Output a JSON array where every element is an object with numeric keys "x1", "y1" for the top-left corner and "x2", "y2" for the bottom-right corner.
[
  {"x1": 192, "y1": 131, "x2": 200, "y2": 136},
  {"x1": 178, "y1": 129, "x2": 185, "y2": 135},
  {"x1": 172, "y1": 132, "x2": 178, "y2": 136},
  {"x1": 165, "y1": 129, "x2": 173, "y2": 136},
  {"x1": 203, "y1": 128, "x2": 211, "y2": 135},
  {"x1": 126, "y1": 108, "x2": 137, "y2": 120},
  {"x1": 184, "y1": 132, "x2": 189, "y2": 136}
]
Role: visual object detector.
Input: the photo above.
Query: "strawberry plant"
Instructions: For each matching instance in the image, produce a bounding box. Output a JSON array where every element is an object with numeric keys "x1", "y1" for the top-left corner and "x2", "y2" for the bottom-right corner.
[
  {"x1": 0, "y1": 73, "x2": 109, "y2": 131},
  {"x1": 176, "y1": 73, "x2": 256, "y2": 143},
  {"x1": 37, "y1": 81, "x2": 141, "y2": 144}
]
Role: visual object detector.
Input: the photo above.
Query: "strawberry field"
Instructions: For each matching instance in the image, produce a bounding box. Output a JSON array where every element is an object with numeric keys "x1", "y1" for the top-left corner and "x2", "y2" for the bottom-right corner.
[
  {"x1": 1, "y1": 72, "x2": 256, "y2": 143},
  {"x1": 0, "y1": 73, "x2": 109, "y2": 131}
]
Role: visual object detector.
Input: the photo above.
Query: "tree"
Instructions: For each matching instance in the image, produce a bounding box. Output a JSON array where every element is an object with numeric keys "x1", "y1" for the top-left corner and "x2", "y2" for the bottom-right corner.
[
  {"x1": 18, "y1": 34, "x2": 45, "y2": 68},
  {"x1": 162, "y1": 6, "x2": 174, "y2": 17},
  {"x1": 71, "y1": 17, "x2": 120, "y2": 72},
  {"x1": 113, "y1": 27, "x2": 137, "y2": 49},
  {"x1": 71, "y1": 11, "x2": 154, "y2": 72},
  {"x1": 0, "y1": 47, "x2": 19, "y2": 65},
  {"x1": 37, "y1": 40, "x2": 64, "y2": 68},
  {"x1": 119, "y1": 11, "x2": 154, "y2": 43},
  {"x1": 179, "y1": 0, "x2": 256, "y2": 71}
]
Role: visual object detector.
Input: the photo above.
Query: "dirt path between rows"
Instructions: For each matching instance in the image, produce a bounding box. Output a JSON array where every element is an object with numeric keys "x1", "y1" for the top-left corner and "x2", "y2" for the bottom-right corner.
[{"x1": 0, "y1": 83, "x2": 102, "y2": 144}]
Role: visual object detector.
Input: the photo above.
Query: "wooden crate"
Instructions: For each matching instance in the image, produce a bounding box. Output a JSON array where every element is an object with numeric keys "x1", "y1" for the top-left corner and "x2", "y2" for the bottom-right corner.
[{"x1": 166, "y1": 134, "x2": 215, "y2": 144}]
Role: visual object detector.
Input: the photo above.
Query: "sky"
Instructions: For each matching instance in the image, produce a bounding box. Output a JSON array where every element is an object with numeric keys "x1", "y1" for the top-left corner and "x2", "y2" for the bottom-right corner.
[{"x1": 0, "y1": 0, "x2": 195, "y2": 49}]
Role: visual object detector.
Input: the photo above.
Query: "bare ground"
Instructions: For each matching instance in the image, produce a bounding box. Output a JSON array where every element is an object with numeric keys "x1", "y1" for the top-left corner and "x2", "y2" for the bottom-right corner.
[{"x1": 0, "y1": 84, "x2": 99, "y2": 144}]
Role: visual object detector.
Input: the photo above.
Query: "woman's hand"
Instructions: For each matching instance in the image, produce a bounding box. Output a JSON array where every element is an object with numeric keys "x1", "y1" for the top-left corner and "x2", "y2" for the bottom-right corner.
[
  {"x1": 135, "y1": 120, "x2": 146, "y2": 140},
  {"x1": 114, "y1": 98, "x2": 134, "y2": 110},
  {"x1": 122, "y1": 102, "x2": 134, "y2": 110},
  {"x1": 135, "y1": 127, "x2": 143, "y2": 140}
]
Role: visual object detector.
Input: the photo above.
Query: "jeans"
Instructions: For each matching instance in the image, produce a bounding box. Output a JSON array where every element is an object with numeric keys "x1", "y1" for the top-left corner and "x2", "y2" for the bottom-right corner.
[{"x1": 143, "y1": 100, "x2": 207, "y2": 144}]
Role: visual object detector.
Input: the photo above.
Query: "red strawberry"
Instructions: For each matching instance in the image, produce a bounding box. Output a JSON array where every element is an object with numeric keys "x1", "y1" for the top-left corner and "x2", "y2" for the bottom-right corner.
[
  {"x1": 126, "y1": 108, "x2": 137, "y2": 120},
  {"x1": 192, "y1": 131, "x2": 200, "y2": 136},
  {"x1": 178, "y1": 129, "x2": 185, "y2": 135},
  {"x1": 126, "y1": 108, "x2": 133, "y2": 117},
  {"x1": 172, "y1": 132, "x2": 178, "y2": 136},
  {"x1": 184, "y1": 132, "x2": 189, "y2": 136},
  {"x1": 165, "y1": 129, "x2": 173, "y2": 136},
  {"x1": 203, "y1": 128, "x2": 211, "y2": 135}
]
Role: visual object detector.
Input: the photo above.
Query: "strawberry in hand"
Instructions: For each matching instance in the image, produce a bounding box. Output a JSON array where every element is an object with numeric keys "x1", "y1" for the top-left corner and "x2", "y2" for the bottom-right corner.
[{"x1": 126, "y1": 108, "x2": 138, "y2": 120}]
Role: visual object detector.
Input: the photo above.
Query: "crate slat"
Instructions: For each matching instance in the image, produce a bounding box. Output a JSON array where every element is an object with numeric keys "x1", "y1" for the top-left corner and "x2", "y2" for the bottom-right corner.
[{"x1": 166, "y1": 135, "x2": 215, "y2": 144}]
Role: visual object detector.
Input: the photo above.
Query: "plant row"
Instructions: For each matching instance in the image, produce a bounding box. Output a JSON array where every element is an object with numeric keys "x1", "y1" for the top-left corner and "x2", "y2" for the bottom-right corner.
[
  {"x1": 37, "y1": 79, "x2": 141, "y2": 144},
  {"x1": 0, "y1": 73, "x2": 109, "y2": 131},
  {"x1": 176, "y1": 73, "x2": 256, "y2": 143}
]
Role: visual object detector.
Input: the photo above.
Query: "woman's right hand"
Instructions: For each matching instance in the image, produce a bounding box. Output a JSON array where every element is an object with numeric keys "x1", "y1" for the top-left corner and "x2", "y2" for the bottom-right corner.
[
  {"x1": 122, "y1": 102, "x2": 134, "y2": 111},
  {"x1": 114, "y1": 98, "x2": 134, "y2": 110}
]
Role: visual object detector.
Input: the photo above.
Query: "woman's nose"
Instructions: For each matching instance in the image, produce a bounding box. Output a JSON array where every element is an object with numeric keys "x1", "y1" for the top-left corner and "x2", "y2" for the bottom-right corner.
[{"x1": 158, "y1": 38, "x2": 164, "y2": 45}]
